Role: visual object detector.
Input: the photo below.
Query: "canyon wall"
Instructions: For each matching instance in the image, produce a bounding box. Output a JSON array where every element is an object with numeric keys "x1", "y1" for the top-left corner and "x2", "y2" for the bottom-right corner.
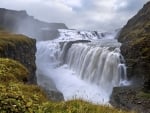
[
  {"x1": 0, "y1": 30, "x2": 36, "y2": 83},
  {"x1": 118, "y1": 2, "x2": 150, "y2": 90}
]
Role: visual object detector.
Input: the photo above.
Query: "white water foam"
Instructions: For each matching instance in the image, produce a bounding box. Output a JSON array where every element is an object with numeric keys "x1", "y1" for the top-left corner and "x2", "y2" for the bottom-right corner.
[
  {"x1": 57, "y1": 29, "x2": 118, "y2": 41},
  {"x1": 36, "y1": 29, "x2": 129, "y2": 104},
  {"x1": 36, "y1": 41, "x2": 110, "y2": 104}
]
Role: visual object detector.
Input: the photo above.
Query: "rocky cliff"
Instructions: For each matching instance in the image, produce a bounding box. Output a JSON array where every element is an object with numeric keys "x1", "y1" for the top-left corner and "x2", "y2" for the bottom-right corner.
[
  {"x1": 0, "y1": 8, "x2": 68, "y2": 41},
  {"x1": 118, "y1": 2, "x2": 150, "y2": 90},
  {"x1": 0, "y1": 29, "x2": 64, "y2": 101},
  {"x1": 0, "y1": 30, "x2": 36, "y2": 83},
  {"x1": 110, "y1": 2, "x2": 150, "y2": 113}
]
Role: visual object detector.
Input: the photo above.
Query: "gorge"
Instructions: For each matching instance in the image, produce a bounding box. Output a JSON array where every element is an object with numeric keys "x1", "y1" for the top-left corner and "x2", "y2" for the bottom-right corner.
[
  {"x1": 36, "y1": 29, "x2": 129, "y2": 104},
  {"x1": 0, "y1": 1, "x2": 150, "y2": 113}
]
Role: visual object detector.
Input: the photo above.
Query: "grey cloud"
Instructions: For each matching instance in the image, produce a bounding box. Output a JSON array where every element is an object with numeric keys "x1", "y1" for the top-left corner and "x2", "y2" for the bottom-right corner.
[
  {"x1": 114, "y1": 0, "x2": 149, "y2": 13},
  {"x1": 0, "y1": 0, "x2": 149, "y2": 31}
]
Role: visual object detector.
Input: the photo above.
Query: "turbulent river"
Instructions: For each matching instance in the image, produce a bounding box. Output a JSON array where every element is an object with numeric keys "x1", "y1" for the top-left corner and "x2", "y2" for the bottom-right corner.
[{"x1": 36, "y1": 29, "x2": 129, "y2": 104}]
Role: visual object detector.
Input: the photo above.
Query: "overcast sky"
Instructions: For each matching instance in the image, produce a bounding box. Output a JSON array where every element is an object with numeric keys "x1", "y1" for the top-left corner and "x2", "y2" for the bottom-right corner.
[{"x1": 0, "y1": 0, "x2": 149, "y2": 31}]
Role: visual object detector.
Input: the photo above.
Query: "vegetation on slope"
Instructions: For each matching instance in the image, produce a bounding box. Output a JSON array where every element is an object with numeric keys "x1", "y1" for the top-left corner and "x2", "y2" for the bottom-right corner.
[
  {"x1": 118, "y1": 1, "x2": 150, "y2": 91},
  {"x1": 0, "y1": 58, "x2": 47, "y2": 112},
  {"x1": 0, "y1": 58, "x2": 29, "y2": 82},
  {"x1": 110, "y1": 2, "x2": 150, "y2": 113},
  {"x1": 0, "y1": 58, "x2": 135, "y2": 113},
  {"x1": 0, "y1": 30, "x2": 36, "y2": 83},
  {"x1": 0, "y1": 30, "x2": 34, "y2": 53}
]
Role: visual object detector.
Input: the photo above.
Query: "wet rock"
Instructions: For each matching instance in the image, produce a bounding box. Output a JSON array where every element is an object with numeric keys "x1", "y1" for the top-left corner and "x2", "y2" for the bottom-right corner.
[
  {"x1": 110, "y1": 86, "x2": 150, "y2": 113},
  {"x1": 43, "y1": 88, "x2": 64, "y2": 102},
  {"x1": 36, "y1": 73, "x2": 64, "y2": 101}
]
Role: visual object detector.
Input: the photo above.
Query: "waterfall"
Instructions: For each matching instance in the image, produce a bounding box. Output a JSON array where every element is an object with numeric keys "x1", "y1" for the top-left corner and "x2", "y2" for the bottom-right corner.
[
  {"x1": 60, "y1": 40, "x2": 128, "y2": 91},
  {"x1": 36, "y1": 29, "x2": 129, "y2": 104}
]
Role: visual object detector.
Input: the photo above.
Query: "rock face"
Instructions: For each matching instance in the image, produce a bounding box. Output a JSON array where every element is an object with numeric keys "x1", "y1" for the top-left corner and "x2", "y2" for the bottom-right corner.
[
  {"x1": 110, "y1": 86, "x2": 150, "y2": 113},
  {"x1": 118, "y1": 2, "x2": 150, "y2": 91},
  {"x1": 0, "y1": 31, "x2": 36, "y2": 83},
  {"x1": 110, "y1": 2, "x2": 150, "y2": 113},
  {"x1": 0, "y1": 30, "x2": 64, "y2": 101},
  {"x1": 0, "y1": 8, "x2": 68, "y2": 41}
]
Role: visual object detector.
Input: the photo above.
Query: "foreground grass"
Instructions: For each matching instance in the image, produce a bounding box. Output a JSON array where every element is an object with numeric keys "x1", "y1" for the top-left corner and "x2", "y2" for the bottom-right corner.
[{"x1": 0, "y1": 58, "x2": 135, "y2": 113}]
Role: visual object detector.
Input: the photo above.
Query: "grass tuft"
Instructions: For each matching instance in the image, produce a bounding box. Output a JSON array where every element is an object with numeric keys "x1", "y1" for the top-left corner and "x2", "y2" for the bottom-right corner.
[{"x1": 0, "y1": 58, "x2": 29, "y2": 82}]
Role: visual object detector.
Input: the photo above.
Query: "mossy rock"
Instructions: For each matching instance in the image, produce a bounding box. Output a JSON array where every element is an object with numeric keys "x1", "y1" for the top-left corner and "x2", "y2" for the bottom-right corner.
[
  {"x1": 0, "y1": 58, "x2": 29, "y2": 83},
  {"x1": 0, "y1": 30, "x2": 36, "y2": 83},
  {"x1": 118, "y1": 2, "x2": 150, "y2": 92},
  {"x1": 137, "y1": 91, "x2": 150, "y2": 99},
  {"x1": 0, "y1": 58, "x2": 48, "y2": 112},
  {"x1": 0, "y1": 30, "x2": 34, "y2": 48},
  {"x1": 0, "y1": 83, "x2": 47, "y2": 113}
]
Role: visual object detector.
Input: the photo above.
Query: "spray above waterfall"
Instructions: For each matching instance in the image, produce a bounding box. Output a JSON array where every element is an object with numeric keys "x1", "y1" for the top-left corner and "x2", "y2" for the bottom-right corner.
[{"x1": 36, "y1": 29, "x2": 130, "y2": 104}]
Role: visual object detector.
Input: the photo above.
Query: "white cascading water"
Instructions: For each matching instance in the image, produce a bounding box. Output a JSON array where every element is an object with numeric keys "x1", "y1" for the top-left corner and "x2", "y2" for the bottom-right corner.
[{"x1": 36, "y1": 29, "x2": 129, "y2": 104}]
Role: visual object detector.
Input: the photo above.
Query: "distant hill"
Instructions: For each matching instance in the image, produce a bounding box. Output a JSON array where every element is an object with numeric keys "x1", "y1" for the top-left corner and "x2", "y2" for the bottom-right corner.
[{"x1": 0, "y1": 8, "x2": 68, "y2": 40}]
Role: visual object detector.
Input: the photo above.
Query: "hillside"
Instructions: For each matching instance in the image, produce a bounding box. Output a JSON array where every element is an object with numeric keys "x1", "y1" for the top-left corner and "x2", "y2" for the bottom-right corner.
[
  {"x1": 110, "y1": 2, "x2": 150, "y2": 113},
  {"x1": 0, "y1": 30, "x2": 36, "y2": 83},
  {"x1": 118, "y1": 1, "x2": 150, "y2": 90}
]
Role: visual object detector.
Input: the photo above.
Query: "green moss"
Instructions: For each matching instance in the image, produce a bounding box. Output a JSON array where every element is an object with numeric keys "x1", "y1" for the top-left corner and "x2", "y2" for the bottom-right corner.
[
  {"x1": 0, "y1": 30, "x2": 35, "y2": 53},
  {"x1": 0, "y1": 58, "x2": 47, "y2": 112},
  {"x1": 41, "y1": 100, "x2": 135, "y2": 113},
  {"x1": 0, "y1": 83, "x2": 47, "y2": 113},
  {"x1": 0, "y1": 82, "x2": 135, "y2": 113},
  {"x1": 137, "y1": 91, "x2": 150, "y2": 99},
  {"x1": 0, "y1": 58, "x2": 29, "y2": 82}
]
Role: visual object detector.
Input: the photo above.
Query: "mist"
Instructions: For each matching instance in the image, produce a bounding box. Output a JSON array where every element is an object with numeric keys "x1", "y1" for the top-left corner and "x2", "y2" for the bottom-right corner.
[{"x1": 0, "y1": 8, "x2": 67, "y2": 41}]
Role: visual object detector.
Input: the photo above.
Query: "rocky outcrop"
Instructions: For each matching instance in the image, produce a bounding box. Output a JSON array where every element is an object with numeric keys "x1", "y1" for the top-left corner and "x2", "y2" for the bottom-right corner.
[
  {"x1": 0, "y1": 30, "x2": 64, "y2": 101},
  {"x1": 118, "y1": 2, "x2": 150, "y2": 91},
  {"x1": 110, "y1": 86, "x2": 150, "y2": 113},
  {"x1": 0, "y1": 8, "x2": 68, "y2": 41},
  {"x1": 0, "y1": 30, "x2": 36, "y2": 83},
  {"x1": 110, "y1": 2, "x2": 150, "y2": 113}
]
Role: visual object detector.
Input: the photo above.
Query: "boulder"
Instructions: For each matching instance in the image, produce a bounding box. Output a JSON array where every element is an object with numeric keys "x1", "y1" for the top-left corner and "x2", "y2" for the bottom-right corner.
[{"x1": 110, "y1": 86, "x2": 150, "y2": 113}]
